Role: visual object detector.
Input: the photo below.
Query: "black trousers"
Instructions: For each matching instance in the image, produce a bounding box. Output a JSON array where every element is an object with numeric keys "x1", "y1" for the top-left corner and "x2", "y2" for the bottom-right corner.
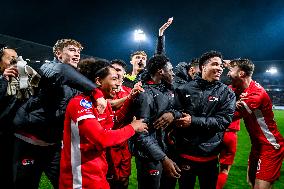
[
  {"x1": 178, "y1": 158, "x2": 219, "y2": 189},
  {"x1": 13, "y1": 137, "x2": 61, "y2": 189},
  {"x1": 135, "y1": 157, "x2": 177, "y2": 189},
  {"x1": 0, "y1": 132, "x2": 14, "y2": 187}
]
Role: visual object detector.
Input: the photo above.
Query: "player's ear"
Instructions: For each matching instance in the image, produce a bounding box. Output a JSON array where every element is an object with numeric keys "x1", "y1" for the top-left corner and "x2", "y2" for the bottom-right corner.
[
  {"x1": 95, "y1": 77, "x2": 102, "y2": 86},
  {"x1": 239, "y1": 70, "x2": 246, "y2": 78}
]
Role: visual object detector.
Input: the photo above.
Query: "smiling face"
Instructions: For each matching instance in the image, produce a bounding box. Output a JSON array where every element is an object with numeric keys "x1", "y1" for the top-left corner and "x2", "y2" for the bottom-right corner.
[
  {"x1": 98, "y1": 67, "x2": 119, "y2": 99},
  {"x1": 227, "y1": 65, "x2": 243, "y2": 88},
  {"x1": 201, "y1": 56, "x2": 223, "y2": 82},
  {"x1": 56, "y1": 45, "x2": 81, "y2": 68}
]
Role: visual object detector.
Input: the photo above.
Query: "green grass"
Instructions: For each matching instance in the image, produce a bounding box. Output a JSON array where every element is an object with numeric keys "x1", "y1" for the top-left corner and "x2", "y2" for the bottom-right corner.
[{"x1": 40, "y1": 110, "x2": 284, "y2": 189}]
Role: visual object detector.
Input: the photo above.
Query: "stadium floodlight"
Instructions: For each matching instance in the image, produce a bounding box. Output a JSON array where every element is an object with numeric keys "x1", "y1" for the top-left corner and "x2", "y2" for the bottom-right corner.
[
  {"x1": 134, "y1": 29, "x2": 146, "y2": 42},
  {"x1": 266, "y1": 67, "x2": 278, "y2": 74}
]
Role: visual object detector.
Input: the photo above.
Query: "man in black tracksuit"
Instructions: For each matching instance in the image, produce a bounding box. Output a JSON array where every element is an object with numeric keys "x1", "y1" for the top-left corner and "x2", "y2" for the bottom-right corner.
[
  {"x1": 129, "y1": 54, "x2": 181, "y2": 189},
  {"x1": 174, "y1": 51, "x2": 236, "y2": 189}
]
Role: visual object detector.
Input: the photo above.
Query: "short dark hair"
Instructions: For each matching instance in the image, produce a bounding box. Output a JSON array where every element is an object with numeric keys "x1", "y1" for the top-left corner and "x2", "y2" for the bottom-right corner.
[
  {"x1": 0, "y1": 44, "x2": 8, "y2": 61},
  {"x1": 199, "y1": 51, "x2": 223, "y2": 71},
  {"x1": 147, "y1": 54, "x2": 170, "y2": 76},
  {"x1": 111, "y1": 59, "x2": 126, "y2": 68},
  {"x1": 230, "y1": 59, "x2": 254, "y2": 77},
  {"x1": 78, "y1": 58, "x2": 111, "y2": 81},
  {"x1": 190, "y1": 58, "x2": 199, "y2": 68}
]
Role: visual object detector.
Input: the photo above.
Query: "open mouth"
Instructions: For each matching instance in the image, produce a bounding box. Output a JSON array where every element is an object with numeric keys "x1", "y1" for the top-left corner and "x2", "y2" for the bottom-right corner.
[
  {"x1": 72, "y1": 58, "x2": 79, "y2": 62},
  {"x1": 138, "y1": 61, "x2": 144, "y2": 68},
  {"x1": 111, "y1": 88, "x2": 118, "y2": 94}
]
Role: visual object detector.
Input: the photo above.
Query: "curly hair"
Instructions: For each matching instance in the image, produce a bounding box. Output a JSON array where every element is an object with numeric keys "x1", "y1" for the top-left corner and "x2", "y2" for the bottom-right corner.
[
  {"x1": 199, "y1": 50, "x2": 222, "y2": 71},
  {"x1": 78, "y1": 58, "x2": 111, "y2": 82},
  {"x1": 230, "y1": 58, "x2": 254, "y2": 77},
  {"x1": 53, "y1": 39, "x2": 83, "y2": 56},
  {"x1": 147, "y1": 54, "x2": 170, "y2": 76}
]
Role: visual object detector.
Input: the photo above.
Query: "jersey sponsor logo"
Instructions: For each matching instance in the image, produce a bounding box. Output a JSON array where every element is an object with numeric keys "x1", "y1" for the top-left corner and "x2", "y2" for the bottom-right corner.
[
  {"x1": 77, "y1": 108, "x2": 93, "y2": 114},
  {"x1": 97, "y1": 117, "x2": 106, "y2": 122},
  {"x1": 208, "y1": 96, "x2": 219, "y2": 102},
  {"x1": 22, "y1": 158, "x2": 35, "y2": 166},
  {"x1": 149, "y1": 169, "x2": 160, "y2": 176},
  {"x1": 79, "y1": 99, "x2": 92, "y2": 109},
  {"x1": 181, "y1": 164, "x2": 191, "y2": 171}
]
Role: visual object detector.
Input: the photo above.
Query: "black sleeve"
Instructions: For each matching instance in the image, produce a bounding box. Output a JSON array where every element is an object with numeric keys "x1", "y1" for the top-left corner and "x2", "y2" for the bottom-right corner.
[
  {"x1": 41, "y1": 63, "x2": 97, "y2": 93},
  {"x1": 191, "y1": 90, "x2": 236, "y2": 132},
  {"x1": 132, "y1": 92, "x2": 166, "y2": 161},
  {"x1": 169, "y1": 86, "x2": 185, "y2": 119},
  {"x1": 155, "y1": 35, "x2": 165, "y2": 55},
  {"x1": 0, "y1": 76, "x2": 8, "y2": 100}
]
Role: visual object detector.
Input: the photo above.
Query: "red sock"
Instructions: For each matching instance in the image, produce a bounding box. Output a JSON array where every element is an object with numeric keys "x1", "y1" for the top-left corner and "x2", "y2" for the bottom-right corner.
[{"x1": 216, "y1": 172, "x2": 228, "y2": 189}]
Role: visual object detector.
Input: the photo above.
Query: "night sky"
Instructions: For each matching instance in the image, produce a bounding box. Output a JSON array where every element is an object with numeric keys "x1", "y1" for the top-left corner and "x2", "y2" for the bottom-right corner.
[{"x1": 2, "y1": 0, "x2": 284, "y2": 72}]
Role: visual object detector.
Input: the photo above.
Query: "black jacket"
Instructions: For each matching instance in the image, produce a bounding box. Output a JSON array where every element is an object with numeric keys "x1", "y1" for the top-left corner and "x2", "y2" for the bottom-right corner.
[
  {"x1": 174, "y1": 75, "x2": 236, "y2": 157},
  {"x1": 13, "y1": 59, "x2": 97, "y2": 143},
  {"x1": 0, "y1": 76, "x2": 25, "y2": 133},
  {"x1": 129, "y1": 81, "x2": 179, "y2": 161}
]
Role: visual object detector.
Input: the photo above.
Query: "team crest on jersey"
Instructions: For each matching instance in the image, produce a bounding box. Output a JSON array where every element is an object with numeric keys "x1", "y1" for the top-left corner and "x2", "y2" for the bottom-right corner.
[{"x1": 80, "y1": 99, "x2": 92, "y2": 109}]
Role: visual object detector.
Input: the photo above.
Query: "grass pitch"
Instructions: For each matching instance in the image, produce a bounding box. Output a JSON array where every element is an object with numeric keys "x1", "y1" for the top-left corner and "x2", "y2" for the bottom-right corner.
[{"x1": 40, "y1": 110, "x2": 284, "y2": 189}]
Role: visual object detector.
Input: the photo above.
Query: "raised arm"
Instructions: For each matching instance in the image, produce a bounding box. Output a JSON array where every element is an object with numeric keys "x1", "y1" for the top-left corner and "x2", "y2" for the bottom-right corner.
[{"x1": 155, "y1": 17, "x2": 173, "y2": 55}]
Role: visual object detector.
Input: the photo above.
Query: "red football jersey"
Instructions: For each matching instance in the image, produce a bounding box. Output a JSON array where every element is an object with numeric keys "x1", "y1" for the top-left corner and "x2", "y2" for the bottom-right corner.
[
  {"x1": 236, "y1": 80, "x2": 284, "y2": 149},
  {"x1": 116, "y1": 85, "x2": 132, "y2": 99},
  {"x1": 59, "y1": 93, "x2": 135, "y2": 189}
]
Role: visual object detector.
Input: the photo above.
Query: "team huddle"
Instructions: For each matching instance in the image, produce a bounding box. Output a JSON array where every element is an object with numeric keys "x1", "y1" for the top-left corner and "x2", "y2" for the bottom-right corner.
[{"x1": 0, "y1": 18, "x2": 283, "y2": 189}]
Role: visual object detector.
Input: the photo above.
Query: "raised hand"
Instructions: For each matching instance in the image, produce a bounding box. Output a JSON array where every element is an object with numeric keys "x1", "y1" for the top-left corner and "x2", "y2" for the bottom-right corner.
[
  {"x1": 128, "y1": 81, "x2": 144, "y2": 99},
  {"x1": 3, "y1": 66, "x2": 18, "y2": 80},
  {"x1": 159, "y1": 17, "x2": 173, "y2": 36},
  {"x1": 96, "y1": 97, "x2": 107, "y2": 114}
]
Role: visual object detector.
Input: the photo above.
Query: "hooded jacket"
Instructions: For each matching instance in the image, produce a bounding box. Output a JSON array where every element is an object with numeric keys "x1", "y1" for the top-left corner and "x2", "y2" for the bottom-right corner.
[{"x1": 173, "y1": 62, "x2": 192, "y2": 89}]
